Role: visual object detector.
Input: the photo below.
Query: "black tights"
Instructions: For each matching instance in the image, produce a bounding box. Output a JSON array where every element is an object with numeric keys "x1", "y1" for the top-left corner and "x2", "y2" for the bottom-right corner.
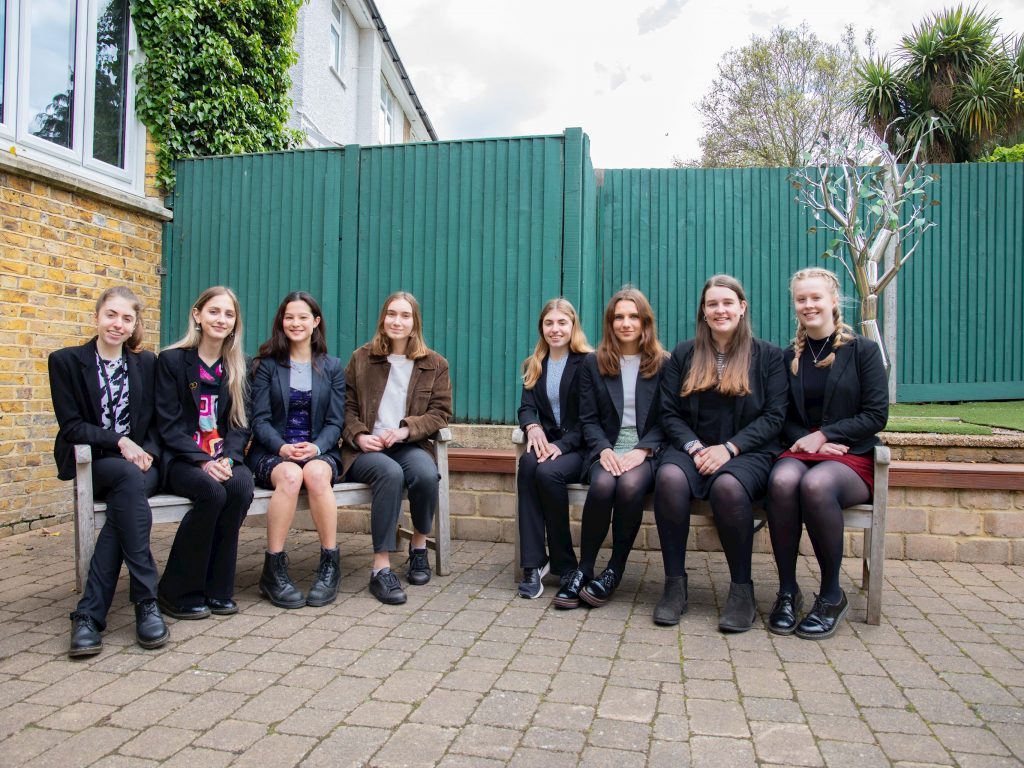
[
  {"x1": 655, "y1": 465, "x2": 754, "y2": 583},
  {"x1": 578, "y1": 461, "x2": 654, "y2": 577},
  {"x1": 766, "y1": 458, "x2": 870, "y2": 602}
]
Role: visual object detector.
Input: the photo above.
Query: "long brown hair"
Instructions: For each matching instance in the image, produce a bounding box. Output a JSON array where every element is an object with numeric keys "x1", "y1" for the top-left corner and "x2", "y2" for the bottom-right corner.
[
  {"x1": 95, "y1": 286, "x2": 144, "y2": 353},
  {"x1": 254, "y1": 291, "x2": 328, "y2": 372},
  {"x1": 165, "y1": 286, "x2": 248, "y2": 429},
  {"x1": 521, "y1": 298, "x2": 592, "y2": 389},
  {"x1": 681, "y1": 275, "x2": 753, "y2": 397},
  {"x1": 595, "y1": 287, "x2": 666, "y2": 379},
  {"x1": 368, "y1": 291, "x2": 429, "y2": 359},
  {"x1": 788, "y1": 267, "x2": 855, "y2": 375}
]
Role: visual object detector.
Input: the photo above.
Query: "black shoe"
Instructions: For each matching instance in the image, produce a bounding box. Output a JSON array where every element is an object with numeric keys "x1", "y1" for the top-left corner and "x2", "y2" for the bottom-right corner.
[
  {"x1": 135, "y1": 600, "x2": 169, "y2": 649},
  {"x1": 406, "y1": 545, "x2": 431, "y2": 586},
  {"x1": 518, "y1": 561, "x2": 551, "y2": 600},
  {"x1": 553, "y1": 569, "x2": 588, "y2": 609},
  {"x1": 205, "y1": 597, "x2": 238, "y2": 615},
  {"x1": 767, "y1": 590, "x2": 803, "y2": 636},
  {"x1": 580, "y1": 568, "x2": 618, "y2": 608},
  {"x1": 307, "y1": 547, "x2": 341, "y2": 607},
  {"x1": 719, "y1": 581, "x2": 757, "y2": 633},
  {"x1": 259, "y1": 551, "x2": 306, "y2": 609},
  {"x1": 796, "y1": 591, "x2": 849, "y2": 640},
  {"x1": 653, "y1": 574, "x2": 688, "y2": 626},
  {"x1": 369, "y1": 568, "x2": 407, "y2": 605},
  {"x1": 69, "y1": 613, "x2": 102, "y2": 658},
  {"x1": 157, "y1": 596, "x2": 211, "y2": 620}
]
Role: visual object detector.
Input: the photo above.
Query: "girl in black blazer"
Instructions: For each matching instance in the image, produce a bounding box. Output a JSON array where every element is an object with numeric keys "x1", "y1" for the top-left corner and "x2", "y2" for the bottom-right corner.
[
  {"x1": 654, "y1": 275, "x2": 787, "y2": 632},
  {"x1": 554, "y1": 288, "x2": 667, "y2": 610},
  {"x1": 156, "y1": 286, "x2": 254, "y2": 620},
  {"x1": 765, "y1": 268, "x2": 888, "y2": 640},
  {"x1": 516, "y1": 298, "x2": 592, "y2": 599},
  {"x1": 247, "y1": 292, "x2": 345, "y2": 609},
  {"x1": 48, "y1": 286, "x2": 169, "y2": 657}
]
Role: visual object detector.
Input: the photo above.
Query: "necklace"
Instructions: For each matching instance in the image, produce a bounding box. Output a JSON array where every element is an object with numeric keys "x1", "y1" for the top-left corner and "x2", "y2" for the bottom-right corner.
[{"x1": 807, "y1": 333, "x2": 834, "y2": 364}]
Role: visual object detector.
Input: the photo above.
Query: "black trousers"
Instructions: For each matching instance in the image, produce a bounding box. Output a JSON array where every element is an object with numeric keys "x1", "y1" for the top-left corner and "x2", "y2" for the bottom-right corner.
[
  {"x1": 75, "y1": 457, "x2": 160, "y2": 630},
  {"x1": 159, "y1": 460, "x2": 254, "y2": 608},
  {"x1": 517, "y1": 450, "x2": 583, "y2": 574}
]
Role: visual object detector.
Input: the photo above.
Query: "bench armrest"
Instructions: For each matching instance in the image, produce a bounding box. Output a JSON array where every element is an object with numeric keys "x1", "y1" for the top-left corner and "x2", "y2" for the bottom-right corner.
[{"x1": 511, "y1": 428, "x2": 525, "y2": 445}]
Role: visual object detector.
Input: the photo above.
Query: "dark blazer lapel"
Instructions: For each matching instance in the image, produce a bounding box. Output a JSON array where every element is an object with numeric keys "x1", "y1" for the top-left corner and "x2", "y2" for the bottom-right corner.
[
  {"x1": 790, "y1": 353, "x2": 808, "y2": 426},
  {"x1": 735, "y1": 343, "x2": 757, "y2": 432},
  {"x1": 822, "y1": 343, "x2": 853, "y2": 415},
  {"x1": 310, "y1": 359, "x2": 325, "y2": 428},
  {"x1": 606, "y1": 370, "x2": 624, "y2": 422},
  {"x1": 534, "y1": 356, "x2": 554, "y2": 422},
  {"x1": 558, "y1": 354, "x2": 580, "y2": 416},
  {"x1": 125, "y1": 351, "x2": 142, "y2": 438},
  {"x1": 276, "y1": 360, "x2": 291, "y2": 422},
  {"x1": 76, "y1": 341, "x2": 103, "y2": 424},
  {"x1": 635, "y1": 372, "x2": 657, "y2": 434},
  {"x1": 185, "y1": 348, "x2": 203, "y2": 412}
]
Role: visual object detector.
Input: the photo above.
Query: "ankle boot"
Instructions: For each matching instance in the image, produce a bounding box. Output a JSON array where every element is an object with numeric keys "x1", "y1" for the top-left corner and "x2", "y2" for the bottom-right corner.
[
  {"x1": 653, "y1": 574, "x2": 688, "y2": 626},
  {"x1": 306, "y1": 547, "x2": 341, "y2": 607},
  {"x1": 719, "y1": 581, "x2": 757, "y2": 633},
  {"x1": 259, "y1": 551, "x2": 305, "y2": 609}
]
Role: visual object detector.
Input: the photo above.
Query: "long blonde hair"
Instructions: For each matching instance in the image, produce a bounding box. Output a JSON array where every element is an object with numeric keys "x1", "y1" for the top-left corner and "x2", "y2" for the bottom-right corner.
[
  {"x1": 788, "y1": 267, "x2": 855, "y2": 375},
  {"x1": 165, "y1": 286, "x2": 248, "y2": 429},
  {"x1": 521, "y1": 298, "x2": 592, "y2": 389},
  {"x1": 368, "y1": 291, "x2": 429, "y2": 360},
  {"x1": 595, "y1": 287, "x2": 666, "y2": 379},
  {"x1": 681, "y1": 274, "x2": 753, "y2": 397}
]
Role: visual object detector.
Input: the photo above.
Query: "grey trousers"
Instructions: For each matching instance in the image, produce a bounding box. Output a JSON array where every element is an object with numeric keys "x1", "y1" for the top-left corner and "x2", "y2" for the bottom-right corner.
[{"x1": 347, "y1": 443, "x2": 439, "y2": 552}]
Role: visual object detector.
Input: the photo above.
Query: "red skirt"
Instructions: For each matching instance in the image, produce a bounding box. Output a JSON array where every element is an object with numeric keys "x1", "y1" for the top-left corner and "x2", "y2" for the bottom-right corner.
[{"x1": 777, "y1": 450, "x2": 874, "y2": 493}]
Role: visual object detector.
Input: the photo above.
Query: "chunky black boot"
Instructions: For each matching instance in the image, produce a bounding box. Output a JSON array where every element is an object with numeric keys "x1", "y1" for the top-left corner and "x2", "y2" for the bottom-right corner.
[
  {"x1": 718, "y1": 581, "x2": 757, "y2": 633},
  {"x1": 306, "y1": 547, "x2": 341, "y2": 607},
  {"x1": 259, "y1": 551, "x2": 305, "y2": 609},
  {"x1": 653, "y1": 574, "x2": 688, "y2": 626},
  {"x1": 135, "y1": 599, "x2": 169, "y2": 649}
]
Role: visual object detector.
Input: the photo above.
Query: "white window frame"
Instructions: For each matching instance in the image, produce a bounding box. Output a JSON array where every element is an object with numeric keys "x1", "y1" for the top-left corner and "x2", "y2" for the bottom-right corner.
[
  {"x1": 379, "y1": 81, "x2": 395, "y2": 145},
  {"x1": 0, "y1": 0, "x2": 146, "y2": 195},
  {"x1": 329, "y1": 0, "x2": 344, "y2": 79}
]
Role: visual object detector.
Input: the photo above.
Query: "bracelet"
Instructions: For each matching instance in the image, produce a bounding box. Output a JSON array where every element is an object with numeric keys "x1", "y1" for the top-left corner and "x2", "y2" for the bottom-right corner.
[
  {"x1": 526, "y1": 424, "x2": 542, "y2": 434},
  {"x1": 724, "y1": 442, "x2": 737, "y2": 458},
  {"x1": 684, "y1": 439, "x2": 704, "y2": 456}
]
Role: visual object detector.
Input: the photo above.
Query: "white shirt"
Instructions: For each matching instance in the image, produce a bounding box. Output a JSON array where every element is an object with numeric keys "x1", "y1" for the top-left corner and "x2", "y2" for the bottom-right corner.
[
  {"x1": 373, "y1": 355, "x2": 415, "y2": 435},
  {"x1": 620, "y1": 355, "x2": 641, "y2": 428}
]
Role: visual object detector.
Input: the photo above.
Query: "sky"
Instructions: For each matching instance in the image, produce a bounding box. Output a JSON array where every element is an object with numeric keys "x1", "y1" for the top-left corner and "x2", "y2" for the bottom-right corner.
[{"x1": 375, "y1": 0, "x2": 1024, "y2": 168}]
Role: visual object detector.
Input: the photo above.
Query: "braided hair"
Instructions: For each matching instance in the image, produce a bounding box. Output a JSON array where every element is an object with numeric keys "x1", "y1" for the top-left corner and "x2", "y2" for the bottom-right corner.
[{"x1": 789, "y1": 268, "x2": 855, "y2": 376}]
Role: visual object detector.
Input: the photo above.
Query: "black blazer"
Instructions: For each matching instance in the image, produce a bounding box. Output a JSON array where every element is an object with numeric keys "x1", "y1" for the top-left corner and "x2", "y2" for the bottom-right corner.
[
  {"x1": 48, "y1": 338, "x2": 161, "y2": 481},
  {"x1": 660, "y1": 338, "x2": 788, "y2": 455},
  {"x1": 155, "y1": 347, "x2": 251, "y2": 475},
  {"x1": 246, "y1": 355, "x2": 345, "y2": 468},
  {"x1": 781, "y1": 335, "x2": 889, "y2": 454},
  {"x1": 516, "y1": 351, "x2": 586, "y2": 455},
  {"x1": 578, "y1": 352, "x2": 666, "y2": 467}
]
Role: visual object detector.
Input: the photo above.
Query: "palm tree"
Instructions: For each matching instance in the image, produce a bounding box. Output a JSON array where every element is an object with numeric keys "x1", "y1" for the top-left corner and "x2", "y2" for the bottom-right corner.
[{"x1": 853, "y1": 5, "x2": 1023, "y2": 162}]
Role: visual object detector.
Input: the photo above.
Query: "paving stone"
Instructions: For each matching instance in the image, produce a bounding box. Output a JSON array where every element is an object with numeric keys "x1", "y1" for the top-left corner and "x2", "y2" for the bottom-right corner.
[
  {"x1": 742, "y1": 696, "x2": 804, "y2": 723},
  {"x1": 750, "y1": 721, "x2": 823, "y2": 766},
  {"x1": 806, "y1": 713, "x2": 875, "y2": 743},
  {"x1": 23, "y1": 725, "x2": 134, "y2": 768},
  {"x1": 508, "y1": 746, "x2": 581, "y2": 767},
  {"x1": 532, "y1": 701, "x2": 595, "y2": 731},
  {"x1": 471, "y1": 689, "x2": 541, "y2": 726},
  {"x1": 932, "y1": 723, "x2": 1012, "y2": 755},
  {"x1": 450, "y1": 723, "x2": 521, "y2": 759},
  {"x1": 587, "y1": 717, "x2": 651, "y2": 751},
  {"x1": 521, "y1": 724, "x2": 586, "y2": 752},
  {"x1": 345, "y1": 698, "x2": 413, "y2": 727},
  {"x1": 302, "y1": 725, "x2": 390, "y2": 767},
  {"x1": 409, "y1": 688, "x2": 481, "y2": 726},
  {"x1": 876, "y1": 732, "x2": 954, "y2": 764},
  {"x1": 160, "y1": 690, "x2": 248, "y2": 729},
  {"x1": 229, "y1": 733, "x2": 317, "y2": 767},
  {"x1": 903, "y1": 687, "x2": 981, "y2": 726},
  {"x1": 689, "y1": 735, "x2": 757, "y2": 767},
  {"x1": 687, "y1": 699, "x2": 750, "y2": 738},
  {"x1": 597, "y1": 685, "x2": 658, "y2": 723},
  {"x1": 578, "y1": 745, "x2": 647, "y2": 767},
  {"x1": 372, "y1": 722, "x2": 458, "y2": 767},
  {"x1": 118, "y1": 725, "x2": 197, "y2": 760},
  {"x1": 819, "y1": 740, "x2": 893, "y2": 767},
  {"x1": 36, "y1": 701, "x2": 116, "y2": 731}
]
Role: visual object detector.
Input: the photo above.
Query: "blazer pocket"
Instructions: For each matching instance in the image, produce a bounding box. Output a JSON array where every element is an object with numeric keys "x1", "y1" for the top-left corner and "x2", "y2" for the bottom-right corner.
[{"x1": 410, "y1": 386, "x2": 434, "y2": 413}]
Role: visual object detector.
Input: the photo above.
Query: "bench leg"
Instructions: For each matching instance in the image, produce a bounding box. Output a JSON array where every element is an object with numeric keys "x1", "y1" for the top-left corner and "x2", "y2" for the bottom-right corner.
[
  {"x1": 435, "y1": 444, "x2": 452, "y2": 577},
  {"x1": 74, "y1": 470, "x2": 97, "y2": 594},
  {"x1": 865, "y1": 526, "x2": 884, "y2": 626}
]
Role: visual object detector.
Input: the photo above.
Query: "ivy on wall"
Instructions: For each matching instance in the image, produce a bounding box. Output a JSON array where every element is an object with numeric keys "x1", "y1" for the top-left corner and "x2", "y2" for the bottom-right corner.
[{"x1": 132, "y1": 0, "x2": 305, "y2": 191}]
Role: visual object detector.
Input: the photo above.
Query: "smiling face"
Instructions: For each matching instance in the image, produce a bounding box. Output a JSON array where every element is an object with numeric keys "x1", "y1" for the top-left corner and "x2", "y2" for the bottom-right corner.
[
  {"x1": 542, "y1": 309, "x2": 573, "y2": 353},
  {"x1": 383, "y1": 298, "x2": 414, "y2": 346},
  {"x1": 611, "y1": 299, "x2": 642, "y2": 351},
  {"x1": 792, "y1": 276, "x2": 837, "y2": 338},
  {"x1": 95, "y1": 296, "x2": 137, "y2": 354},
  {"x1": 281, "y1": 300, "x2": 320, "y2": 347},
  {"x1": 703, "y1": 285, "x2": 747, "y2": 340},
  {"x1": 192, "y1": 292, "x2": 237, "y2": 343}
]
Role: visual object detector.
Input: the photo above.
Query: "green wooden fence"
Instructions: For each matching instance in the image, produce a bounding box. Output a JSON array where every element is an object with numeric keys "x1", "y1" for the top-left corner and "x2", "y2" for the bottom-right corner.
[{"x1": 163, "y1": 132, "x2": 1024, "y2": 419}]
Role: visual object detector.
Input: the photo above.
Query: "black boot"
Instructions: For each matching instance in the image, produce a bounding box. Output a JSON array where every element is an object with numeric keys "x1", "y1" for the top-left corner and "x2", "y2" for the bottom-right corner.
[
  {"x1": 719, "y1": 581, "x2": 757, "y2": 633},
  {"x1": 306, "y1": 547, "x2": 341, "y2": 607},
  {"x1": 653, "y1": 574, "x2": 688, "y2": 626},
  {"x1": 69, "y1": 613, "x2": 102, "y2": 658},
  {"x1": 135, "y1": 599, "x2": 170, "y2": 649},
  {"x1": 259, "y1": 551, "x2": 305, "y2": 609}
]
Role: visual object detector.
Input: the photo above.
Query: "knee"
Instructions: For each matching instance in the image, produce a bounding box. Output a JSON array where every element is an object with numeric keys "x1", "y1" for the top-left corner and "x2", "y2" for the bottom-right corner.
[
  {"x1": 587, "y1": 469, "x2": 617, "y2": 499},
  {"x1": 799, "y1": 472, "x2": 837, "y2": 506},
  {"x1": 275, "y1": 464, "x2": 304, "y2": 496},
  {"x1": 302, "y1": 461, "x2": 334, "y2": 492},
  {"x1": 408, "y1": 464, "x2": 439, "y2": 494},
  {"x1": 710, "y1": 474, "x2": 748, "y2": 510},
  {"x1": 107, "y1": 461, "x2": 147, "y2": 493},
  {"x1": 767, "y1": 466, "x2": 801, "y2": 501},
  {"x1": 518, "y1": 451, "x2": 540, "y2": 478}
]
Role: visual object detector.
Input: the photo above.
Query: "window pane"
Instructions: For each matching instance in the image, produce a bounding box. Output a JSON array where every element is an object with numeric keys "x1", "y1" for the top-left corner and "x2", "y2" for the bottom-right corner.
[
  {"x1": 330, "y1": 26, "x2": 340, "y2": 71},
  {"x1": 92, "y1": 0, "x2": 129, "y2": 167},
  {"x1": 28, "y1": 0, "x2": 77, "y2": 148},
  {"x1": 1, "y1": 0, "x2": 6, "y2": 123},
  {"x1": 331, "y1": 1, "x2": 342, "y2": 24}
]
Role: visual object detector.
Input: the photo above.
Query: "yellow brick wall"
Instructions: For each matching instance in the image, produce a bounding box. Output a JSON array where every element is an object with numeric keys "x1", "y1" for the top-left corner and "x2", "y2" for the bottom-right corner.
[{"x1": 0, "y1": 168, "x2": 164, "y2": 535}]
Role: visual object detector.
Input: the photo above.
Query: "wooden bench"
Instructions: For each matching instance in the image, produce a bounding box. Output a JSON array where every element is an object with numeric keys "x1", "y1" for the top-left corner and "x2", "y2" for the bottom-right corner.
[
  {"x1": 74, "y1": 428, "x2": 453, "y2": 591},
  {"x1": 511, "y1": 428, "x2": 890, "y2": 625}
]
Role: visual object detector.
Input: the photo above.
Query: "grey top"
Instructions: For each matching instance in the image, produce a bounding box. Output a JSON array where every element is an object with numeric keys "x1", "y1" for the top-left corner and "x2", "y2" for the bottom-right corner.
[
  {"x1": 289, "y1": 359, "x2": 312, "y2": 391},
  {"x1": 620, "y1": 354, "x2": 641, "y2": 428},
  {"x1": 545, "y1": 354, "x2": 568, "y2": 427}
]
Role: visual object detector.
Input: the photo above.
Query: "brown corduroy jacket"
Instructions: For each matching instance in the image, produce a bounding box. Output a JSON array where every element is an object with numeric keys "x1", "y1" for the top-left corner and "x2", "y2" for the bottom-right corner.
[{"x1": 340, "y1": 344, "x2": 453, "y2": 475}]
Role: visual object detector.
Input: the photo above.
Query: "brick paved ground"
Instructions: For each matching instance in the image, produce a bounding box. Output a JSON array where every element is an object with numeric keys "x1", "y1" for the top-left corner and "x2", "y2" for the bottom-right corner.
[{"x1": 0, "y1": 522, "x2": 1021, "y2": 767}]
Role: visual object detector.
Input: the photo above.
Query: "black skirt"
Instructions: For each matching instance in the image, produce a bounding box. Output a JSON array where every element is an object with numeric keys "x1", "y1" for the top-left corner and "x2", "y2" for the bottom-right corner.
[{"x1": 659, "y1": 446, "x2": 774, "y2": 501}]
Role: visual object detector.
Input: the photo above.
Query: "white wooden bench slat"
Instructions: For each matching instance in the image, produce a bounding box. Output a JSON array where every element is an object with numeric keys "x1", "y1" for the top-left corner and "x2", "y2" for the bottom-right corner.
[
  {"x1": 512, "y1": 428, "x2": 889, "y2": 625},
  {"x1": 75, "y1": 429, "x2": 453, "y2": 592}
]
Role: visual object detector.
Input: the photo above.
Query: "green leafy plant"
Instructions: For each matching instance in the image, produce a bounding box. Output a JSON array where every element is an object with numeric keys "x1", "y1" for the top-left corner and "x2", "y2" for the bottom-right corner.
[
  {"x1": 979, "y1": 142, "x2": 1024, "y2": 161},
  {"x1": 132, "y1": 0, "x2": 305, "y2": 191}
]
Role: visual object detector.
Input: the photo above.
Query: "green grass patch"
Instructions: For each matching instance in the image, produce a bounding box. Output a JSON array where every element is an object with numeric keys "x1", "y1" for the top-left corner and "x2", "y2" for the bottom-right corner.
[
  {"x1": 889, "y1": 401, "x2": 1024, "y2": 432},
  {"x1": 884, "y1": 417, "x2": 992, "y2": 435}
]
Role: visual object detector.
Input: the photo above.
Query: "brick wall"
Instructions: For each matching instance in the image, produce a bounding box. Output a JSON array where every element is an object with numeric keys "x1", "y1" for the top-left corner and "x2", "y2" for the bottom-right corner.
[{"x1": 0, "y1": 150, "x2": 166, "y2": 535}]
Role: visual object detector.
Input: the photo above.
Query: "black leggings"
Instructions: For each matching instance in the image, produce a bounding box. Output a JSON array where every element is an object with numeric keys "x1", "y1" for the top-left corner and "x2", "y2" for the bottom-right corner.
[
  {"x1": 654, "y1": 464, "x2": 754, "y2": 583},
  {"x1": 766, "y1": 458, "x2": 870, "y2": 602},
  {"x1": 578, "y1": 461, "x2": 655, "y2": 577}
]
